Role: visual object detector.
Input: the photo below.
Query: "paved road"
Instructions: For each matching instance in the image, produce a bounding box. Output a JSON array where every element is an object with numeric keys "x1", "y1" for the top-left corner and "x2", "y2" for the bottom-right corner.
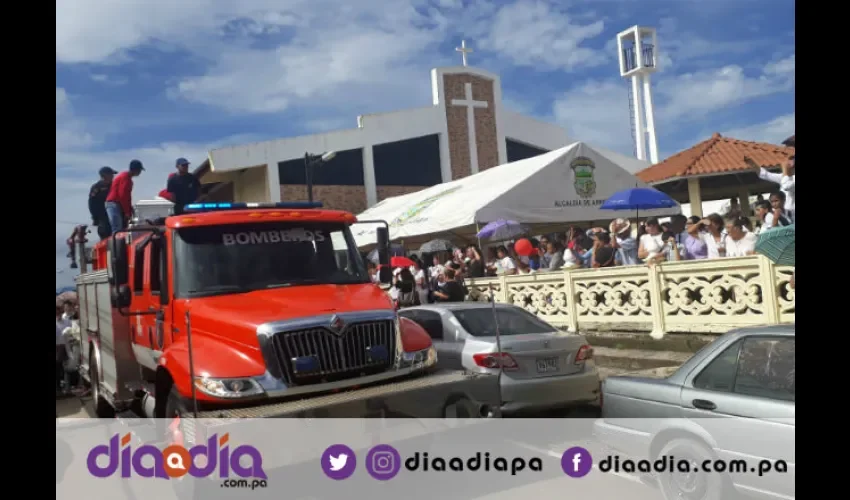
[
  {"x1": 57, "y1": 395, "x2": 95, "y2": 418},
  {"x1": 58, "y1": 416, "x2": 660, "y2": 500}
]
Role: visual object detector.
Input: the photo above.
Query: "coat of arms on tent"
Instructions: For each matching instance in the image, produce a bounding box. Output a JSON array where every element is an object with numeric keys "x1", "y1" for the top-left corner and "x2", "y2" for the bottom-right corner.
[
  {"x1": 570, "y1": 156, "x2": 597, "y2": 199},
  {"x1": 390, "y1": 186, "x2": 463, "y2": 228}
]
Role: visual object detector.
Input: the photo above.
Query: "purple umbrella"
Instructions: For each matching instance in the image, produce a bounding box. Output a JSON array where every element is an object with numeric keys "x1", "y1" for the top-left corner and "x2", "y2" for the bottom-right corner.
[{"x1": 476, "y1": 219, "x2": 529, "y2": 241}]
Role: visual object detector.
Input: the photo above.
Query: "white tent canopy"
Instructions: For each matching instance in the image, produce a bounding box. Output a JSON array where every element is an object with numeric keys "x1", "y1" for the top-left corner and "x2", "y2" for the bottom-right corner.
[{"x1": 352, "y1": 142, "x2": 680, "y2": 247}]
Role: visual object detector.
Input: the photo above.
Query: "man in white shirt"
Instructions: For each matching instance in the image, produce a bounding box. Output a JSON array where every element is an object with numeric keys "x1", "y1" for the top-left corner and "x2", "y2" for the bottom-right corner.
[
  {"x1": 757, "y1": 155, "x2": 795, "y2": 221},
  {"x1": 56, "y1": 306, "x2": 71, "y2": 393},
  {"x1": 609, "y1": 218, "x2": 639, "y2": 265}
]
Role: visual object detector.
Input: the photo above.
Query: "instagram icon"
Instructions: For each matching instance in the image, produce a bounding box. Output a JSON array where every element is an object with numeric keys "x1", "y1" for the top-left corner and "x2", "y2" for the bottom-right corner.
[{"x1": 365, "y1": 444, "x2": 401, "y2": 480}]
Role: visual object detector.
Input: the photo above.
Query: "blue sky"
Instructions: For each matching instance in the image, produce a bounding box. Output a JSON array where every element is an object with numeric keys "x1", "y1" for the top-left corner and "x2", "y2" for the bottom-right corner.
[{"x1": 55, "y1": 0, "x2": 795, "y2": 286}]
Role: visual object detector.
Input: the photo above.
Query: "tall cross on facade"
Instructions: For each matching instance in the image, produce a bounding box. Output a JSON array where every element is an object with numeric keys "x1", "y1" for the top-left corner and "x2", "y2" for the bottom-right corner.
[
  {"x1": 455, "y1": 40, "x2": 473, "y2": 67},
  {"x1": 451, "y1": 82, "x2": 488, "y2": 174}
]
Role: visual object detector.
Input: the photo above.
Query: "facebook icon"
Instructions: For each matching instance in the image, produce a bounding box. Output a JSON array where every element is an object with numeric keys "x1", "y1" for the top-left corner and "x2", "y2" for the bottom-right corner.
[{"x1": 561, "y1": 447, "x2": 593, "y2": 478}]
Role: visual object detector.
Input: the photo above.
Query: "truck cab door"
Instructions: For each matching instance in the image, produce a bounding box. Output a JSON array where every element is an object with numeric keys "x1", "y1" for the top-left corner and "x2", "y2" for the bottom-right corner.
[{"x1": 133, "y1": 235, "x2": 167, "y2": 371}]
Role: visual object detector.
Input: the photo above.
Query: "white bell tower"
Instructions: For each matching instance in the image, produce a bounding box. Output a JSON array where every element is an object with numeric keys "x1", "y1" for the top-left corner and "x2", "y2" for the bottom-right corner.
[{"x1": 616, "y1": 26, "x2": 659, "y2": 164}]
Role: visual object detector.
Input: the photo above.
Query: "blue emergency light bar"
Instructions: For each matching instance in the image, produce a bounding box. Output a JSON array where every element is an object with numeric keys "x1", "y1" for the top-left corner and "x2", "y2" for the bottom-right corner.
[{"x1": 183, "y1": 201, "x2": 324, "y2": 212}]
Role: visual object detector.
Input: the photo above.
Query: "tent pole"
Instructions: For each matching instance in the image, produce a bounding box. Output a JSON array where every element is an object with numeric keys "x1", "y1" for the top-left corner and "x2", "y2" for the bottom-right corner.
[{"x1": 475, "y1": 222, "x2": 482, "y2": 250}]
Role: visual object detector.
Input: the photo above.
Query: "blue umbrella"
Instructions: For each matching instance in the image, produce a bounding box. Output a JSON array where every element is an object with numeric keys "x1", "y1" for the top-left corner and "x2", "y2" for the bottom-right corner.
[
  {"x1": 601, "y1": 187, "x2": 678, "y2": 211},
  {"x1": 476, "y1": 219, "x2": 529, "y2": 241},
  {"x1": 600, "y1": 187, "x2": 678, "y2": 220}
]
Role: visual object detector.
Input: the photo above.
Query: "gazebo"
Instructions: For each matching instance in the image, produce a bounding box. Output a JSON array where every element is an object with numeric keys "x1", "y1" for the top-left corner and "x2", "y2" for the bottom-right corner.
[{"x1": 635, "y1": 133, "x2": 795, "y2": 217}]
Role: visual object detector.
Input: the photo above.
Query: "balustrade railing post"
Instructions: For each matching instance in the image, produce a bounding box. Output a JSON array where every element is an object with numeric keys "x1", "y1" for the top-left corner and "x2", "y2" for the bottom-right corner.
[
  {"x1": 498, "y1": 275, "x2": 509, "y2": 303},
  {"x1": 647, "y1": 264, "x2": 667, "y2": 339},
  {"x1": 758, "y1": 254, "x2": 780, "y2": 324},
  {"x1": 563, "y1": 268, "x2": 579, "y2": 333}
]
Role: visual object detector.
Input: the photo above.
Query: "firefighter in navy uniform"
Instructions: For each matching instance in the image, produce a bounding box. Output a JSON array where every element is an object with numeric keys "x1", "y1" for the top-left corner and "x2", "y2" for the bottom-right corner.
[
  {"x1": 88, "y1": 166, "x2": 117, "y2": 240},
  {"x1": 162, "y1": 157, "x2": 201, "y2": 215}
]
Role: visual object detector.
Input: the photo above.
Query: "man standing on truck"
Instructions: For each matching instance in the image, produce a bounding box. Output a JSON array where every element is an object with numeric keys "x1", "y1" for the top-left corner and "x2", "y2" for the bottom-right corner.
[
  {"x1": 105, "y1": 160, "x2": 144, "y2": 234},
  {"x1": 165, "y1": 157, "x2": 200, "y2": 214},
  {"x1": 88, "y1": 166, "x2": 117, "y2": 240}
]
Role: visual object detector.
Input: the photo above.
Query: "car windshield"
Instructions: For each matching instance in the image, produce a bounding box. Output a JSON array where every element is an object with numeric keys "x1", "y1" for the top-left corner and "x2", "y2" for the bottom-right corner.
[
  {"x1": 174, "y1": 221, "x2": 370, "y2": 297},
  {"x1": 452, "y1": 307, "x2": 558, "y2": 337}
]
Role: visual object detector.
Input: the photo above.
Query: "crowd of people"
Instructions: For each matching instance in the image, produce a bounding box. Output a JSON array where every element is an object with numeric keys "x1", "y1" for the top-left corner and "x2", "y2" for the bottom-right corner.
[
  {"x1": 371, "y1": 251, "x2": 473, "y2": 309},
  {"x1": 369, "y1": 152, "x2": 796, "y2": 308},
  {"x1": 55, "y1": 300, "x2": 83, "y2": 398}
]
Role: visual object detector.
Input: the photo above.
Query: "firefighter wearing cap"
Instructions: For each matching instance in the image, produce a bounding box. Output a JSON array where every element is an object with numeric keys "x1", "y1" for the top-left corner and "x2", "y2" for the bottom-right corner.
[
  {"x1": 159, "y1": 157, "x2": 200, "y2": 214},
  {"x1": 89, "y1": 166, "x2": 118, "y2": 240},
  {"x1": 105, "y1": 159, "x2": 144, "y2": 234}
]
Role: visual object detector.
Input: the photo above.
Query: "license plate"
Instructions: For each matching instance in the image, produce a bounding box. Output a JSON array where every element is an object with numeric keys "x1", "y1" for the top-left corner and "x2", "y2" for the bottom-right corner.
[{"x1": 536, "y1": 357, "x2": 559, "y2": 373}]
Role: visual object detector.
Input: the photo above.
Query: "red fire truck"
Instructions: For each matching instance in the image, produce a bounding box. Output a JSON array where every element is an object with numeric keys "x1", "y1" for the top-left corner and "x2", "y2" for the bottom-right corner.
[{"x1": 73, "y1": 199, "x2": 498, "y2": 421}]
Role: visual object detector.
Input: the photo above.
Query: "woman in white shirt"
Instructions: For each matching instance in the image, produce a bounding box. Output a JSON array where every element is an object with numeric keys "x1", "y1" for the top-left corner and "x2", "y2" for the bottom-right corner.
[
  {"x1": 495, "y1": 245, "x2": 517, "y2": 275},
  {"x1": 411, "y1": 265, "x2": 428, "y2": 305},
  {"x1": 687, "y1": 213, "x2": 727, "y2": 259},
  {"x1": 637, "y1": 217, "x2": 665, "y2": 263},
  {"x1": 724, "y1": 215, "x2": 758, "y2": 257}
]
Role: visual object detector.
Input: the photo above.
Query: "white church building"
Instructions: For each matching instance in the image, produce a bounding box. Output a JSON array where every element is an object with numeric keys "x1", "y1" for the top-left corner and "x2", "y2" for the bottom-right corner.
[{"x1": 195, "y1": 42, "x2": 588, "y2": 214}]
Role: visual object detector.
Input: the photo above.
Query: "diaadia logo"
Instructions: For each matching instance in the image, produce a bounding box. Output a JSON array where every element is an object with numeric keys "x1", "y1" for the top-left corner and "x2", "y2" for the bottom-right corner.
[{"x1": 86, "y1": 433, "x2": 267, "y2": 483}]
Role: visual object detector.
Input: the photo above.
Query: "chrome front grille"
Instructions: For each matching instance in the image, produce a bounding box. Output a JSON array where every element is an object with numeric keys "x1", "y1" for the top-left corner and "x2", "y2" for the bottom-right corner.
[{"x1": 272, "y1": 320, "x2": 396, "y2": 385}]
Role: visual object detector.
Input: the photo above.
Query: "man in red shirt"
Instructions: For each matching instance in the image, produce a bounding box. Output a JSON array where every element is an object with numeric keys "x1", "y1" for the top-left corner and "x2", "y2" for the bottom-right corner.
[{"x1": 105, "y1": 160, "x2": 144, "y2": 234}]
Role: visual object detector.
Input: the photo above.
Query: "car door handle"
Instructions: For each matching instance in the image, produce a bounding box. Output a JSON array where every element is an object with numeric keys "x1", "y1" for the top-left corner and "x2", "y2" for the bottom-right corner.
[{"x1": 692, "y1": 399, "x2": 716, "y2": 411}]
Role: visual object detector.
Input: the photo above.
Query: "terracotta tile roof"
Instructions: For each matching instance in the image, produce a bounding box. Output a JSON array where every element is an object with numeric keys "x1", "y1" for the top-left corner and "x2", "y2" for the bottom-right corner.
[{"x1": 636, "y1": 133, "x2": 795, "y2": 184}]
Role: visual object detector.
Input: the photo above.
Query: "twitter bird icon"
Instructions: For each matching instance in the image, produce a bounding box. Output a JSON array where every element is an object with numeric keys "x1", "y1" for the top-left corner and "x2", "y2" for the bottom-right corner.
[
  {"x1": 322, "y1": 444, "x2": 356, "y2": 480},
  {"x1": 329, "y1": 453, "x2": 348, "y2": 471}
]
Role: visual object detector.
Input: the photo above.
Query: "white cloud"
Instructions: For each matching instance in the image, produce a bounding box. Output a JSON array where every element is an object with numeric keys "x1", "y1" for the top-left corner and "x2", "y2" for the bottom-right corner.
[
  {"x1": 482, "y1": 0, "x2": 606, "y2": 71},
  {"x1": 56, "y1": 87, "x2": 96, "y2": 151},
  {"x1": 58, "y1": 1, "x2": 610, "y2": 116},
  {"x1": 55, "y1": 0, "x2": 308, "y2": 64},
  {"x1": 657, "y1": 54, "x2": 794, "y2": 123},
  {"x1": 553, "y1": 54, "x2": 795, "y2": 156},
  {"x1": 722, "y1": 113, "x2": 795, "y2": 145}
]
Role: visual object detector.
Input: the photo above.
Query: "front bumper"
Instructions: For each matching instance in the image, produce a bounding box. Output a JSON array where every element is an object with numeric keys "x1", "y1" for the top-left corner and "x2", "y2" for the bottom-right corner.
[
  {"x1": 183, "y1": 369, "x2": 499, "y2": 420},
  {"x1": 500, "y1": 364, "x2": 600, "y2": 413}
]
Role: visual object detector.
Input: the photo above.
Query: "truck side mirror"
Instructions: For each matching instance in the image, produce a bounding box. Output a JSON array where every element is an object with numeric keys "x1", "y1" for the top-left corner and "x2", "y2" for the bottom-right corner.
[
  {"x1": 378, "y1": 266, "x2": 392, "y2": 284},
  {"x1": 113, "y1": 284, "x2": 132, "y2": 308},
  {"x1": 157, "y1": 236, "x2": 170, "y2": 306},
  {"x1": 110, "y1": 236, "x2": 129, "y2": 287},
  {"x1": 376, "y1": 227, "x2": 391, "y2": 267}
]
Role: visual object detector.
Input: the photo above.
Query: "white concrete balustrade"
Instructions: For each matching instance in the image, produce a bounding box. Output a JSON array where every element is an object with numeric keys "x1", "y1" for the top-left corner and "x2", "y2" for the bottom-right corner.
[{"x1": 464, "y1": 255, "x2": 794, "y2": 338}]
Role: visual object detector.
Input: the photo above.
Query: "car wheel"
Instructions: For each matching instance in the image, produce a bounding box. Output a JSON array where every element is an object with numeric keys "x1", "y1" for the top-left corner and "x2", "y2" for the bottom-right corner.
[{"x1": 656, "y1": 438, "x2": 735, "y2": 500}]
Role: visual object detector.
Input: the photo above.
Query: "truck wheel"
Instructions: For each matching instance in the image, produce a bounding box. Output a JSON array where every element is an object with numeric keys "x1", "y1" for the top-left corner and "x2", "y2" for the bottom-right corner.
[
  {"x1": 656, "y1": 438, "x2": 733, "y2": 500},
  {"x1": 88, "y1": 354, "x2": 114, "y2": 418},
  {"x1": 164, "y1": 386, "x2": 189, "y2": 418}
]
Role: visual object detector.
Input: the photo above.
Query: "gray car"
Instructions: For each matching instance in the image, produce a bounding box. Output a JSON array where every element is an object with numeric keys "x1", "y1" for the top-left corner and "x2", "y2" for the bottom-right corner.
[
  {"x1": 398, "y1": 303, "x2": 600, "y2": 414},
  {"x1": 594, "y1": 325, "x2": 795, "y2": 500}
]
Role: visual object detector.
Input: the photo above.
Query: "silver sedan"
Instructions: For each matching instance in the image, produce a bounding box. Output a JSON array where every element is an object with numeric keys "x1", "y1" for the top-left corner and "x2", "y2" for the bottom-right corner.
[{"x1": 398, "y1": 303, "x2": 600, "y2": 414}]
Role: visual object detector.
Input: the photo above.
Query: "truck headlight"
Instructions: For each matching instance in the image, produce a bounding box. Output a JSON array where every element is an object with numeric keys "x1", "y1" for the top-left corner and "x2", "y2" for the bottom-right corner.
[
  {"x1": 194, "y1": 377, "x2": 265, "y2": 398},
  {"x1": 399, "y1": 346, "x2": 437, "y2": 369}
]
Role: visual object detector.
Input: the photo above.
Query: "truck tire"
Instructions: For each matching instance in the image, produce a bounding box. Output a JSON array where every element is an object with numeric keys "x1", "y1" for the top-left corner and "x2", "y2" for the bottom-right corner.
[
  {"x1": 656, "y1": 438, "x2": 734, "y2": 500},
  {"x1": 88, "y1": 353, "x2": 114, "y2": 418},
  {"x1": 164, "y1": 386, "x2": 189, "y2": 418}
]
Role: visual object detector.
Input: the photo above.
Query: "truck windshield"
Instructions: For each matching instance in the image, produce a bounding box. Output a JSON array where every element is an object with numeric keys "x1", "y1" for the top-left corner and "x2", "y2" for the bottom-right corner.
[{"x1": 173, "y1": 221, "x2": 370, "y2": 297}]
